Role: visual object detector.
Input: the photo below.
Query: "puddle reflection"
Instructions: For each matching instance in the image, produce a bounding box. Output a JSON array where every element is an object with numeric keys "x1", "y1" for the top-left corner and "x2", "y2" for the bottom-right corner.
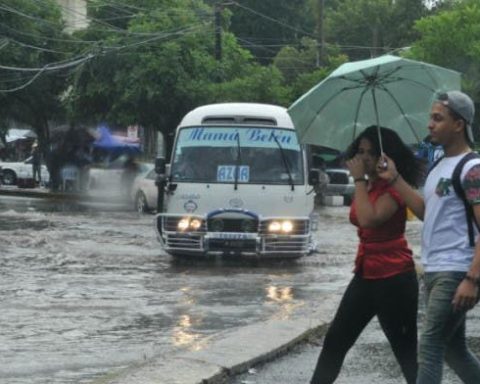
[
  {"x1": 266, "y1": 286, "x2": 293, "y2": 303},
  {"x1": 172, "y1": 314, "x2": 205, "y2": 351},
  {"x1": 265, "y1": 285, "x2": 303, "y2": 320}
]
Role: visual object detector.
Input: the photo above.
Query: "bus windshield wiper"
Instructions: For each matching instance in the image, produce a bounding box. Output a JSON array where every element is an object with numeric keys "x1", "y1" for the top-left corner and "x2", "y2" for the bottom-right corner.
[
  {"x1": 271, "y1": 132, "x2": 294, "y2": 191},
  {"x1": 234, "y1": 131, "x2": 241, "y2": 190}
]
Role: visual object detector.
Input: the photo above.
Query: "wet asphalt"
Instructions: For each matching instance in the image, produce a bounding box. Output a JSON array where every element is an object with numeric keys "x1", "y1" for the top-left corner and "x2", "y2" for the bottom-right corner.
[{"x1": 0, "y1": 191, "x2": 356, "y2": 384}]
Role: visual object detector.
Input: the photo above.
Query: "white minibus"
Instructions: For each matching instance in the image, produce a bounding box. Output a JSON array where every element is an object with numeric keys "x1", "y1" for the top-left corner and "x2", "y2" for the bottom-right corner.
[{"x1": 154, "y1": 103, "x2": 319, "y2": 258}]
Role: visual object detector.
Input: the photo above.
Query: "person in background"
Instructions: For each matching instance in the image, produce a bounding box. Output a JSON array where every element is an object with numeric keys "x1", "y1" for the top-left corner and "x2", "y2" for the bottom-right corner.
[
  {"x1": 415, "y1": 134, "x2": 444, "y2": 171},
  {"x1": 31, "y1": 141, "x2": 42, "y2": 185},
  {"x1": 378, "y1": 90, "x2": 480, "y2": 383},
  {"x1": 310, "y1": 126, "x2": 424, "y2": 384},
  {"x1": 121, "y1": 154, "x2": 140, "y2": 199},
  {"x1": 74, "y1": 145, "x2": 92, "y2": 192}
]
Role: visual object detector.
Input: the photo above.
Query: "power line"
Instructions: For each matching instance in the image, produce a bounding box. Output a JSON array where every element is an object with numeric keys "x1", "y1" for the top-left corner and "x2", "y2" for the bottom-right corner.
[
  {"x1": 112, "y1": 24, "x2": 207, "y2": 52},
  {"x1": 0, "y1": 54, "x2": 94, "y2": 72},
  {"x1": 0, "y1": 70, "x2": 45, "y2": 93},
  {"x1": 7, "y1": 37, "x2": 74, "y2": 55},
  {"x1": 37, "y1": 0, "x2": 213, "y2": 37},
  {"x1": 230, "y1": 1, "x2": 316, "y2": 39},
  {"x1": 235, "y1": 36, "x2": 314, "y2": 67}
]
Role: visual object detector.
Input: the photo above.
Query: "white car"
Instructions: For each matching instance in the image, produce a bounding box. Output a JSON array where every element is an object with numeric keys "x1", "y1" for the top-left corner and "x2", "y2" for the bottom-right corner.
[
  {"x1": 0, "y1": 159, "x2": 49, "y2": 186},
  {"x1": 325, "y1": 167, "x2": 355, "y2": 204},
  {"x1": 131, "y1": 164, "x2": 157, "y2": 213}
]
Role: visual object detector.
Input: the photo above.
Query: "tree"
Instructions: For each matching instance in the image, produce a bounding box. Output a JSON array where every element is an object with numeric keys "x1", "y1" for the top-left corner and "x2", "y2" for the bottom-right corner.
[
  {"x1": 0, "y1": 0, "x2": 72, "y2": 150},
  {"x1": 67, "y1": 0, "x2": 291, "y2": 156},
  {"x1": 325, "y1": 0, "x2": 426, "y2": 60},
  {"x1": 289, "y1": 53, "x2": 348, "y2": 101},
  {"x1": 226, "y1": 0, "x2": 315, "y2": 64},
  {"x1": 273, "y1": 38, "x2": 319, "y2": 84},
  {"x1": 407, "y1": 0, "x2": 480, "y2": 100}
]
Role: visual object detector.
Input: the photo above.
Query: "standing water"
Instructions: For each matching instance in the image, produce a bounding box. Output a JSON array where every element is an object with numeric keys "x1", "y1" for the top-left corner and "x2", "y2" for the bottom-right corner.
[{"x1": 0, "y1": 196, "x2": 366, "y2": 384}]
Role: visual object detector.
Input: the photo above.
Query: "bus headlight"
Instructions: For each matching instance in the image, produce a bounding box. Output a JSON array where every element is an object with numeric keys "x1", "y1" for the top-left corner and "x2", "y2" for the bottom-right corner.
[
  {"x1": 190, "y1": 219, "x2": 202, "y2": 230},
  {"x1": 177, "y1": 218, "x2": 203, "y2": 231},
  {"x1": 268, "y1": 221, "x2": 281, "y2": 232},
  {"x1": 268, "y1": 220, "x2": 293, "y2": 233},
  {"x1": 178, "y1": 218, "x2": 190, "y2": 231},
  {"x1": 281, "y1": 221, "x2": 293, "y2": 232}
]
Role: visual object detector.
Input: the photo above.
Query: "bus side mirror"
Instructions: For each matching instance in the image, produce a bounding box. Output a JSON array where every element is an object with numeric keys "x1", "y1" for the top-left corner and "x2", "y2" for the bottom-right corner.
[
  {"x1": 308, "y1": 169, "x2": 321, "y2": 186},
  {"x1": 155, "y1": 157, "x2": 167, "y2": 213},
  {"x1": 155, "y1": 157, "x2": 166, "y2": 178}
]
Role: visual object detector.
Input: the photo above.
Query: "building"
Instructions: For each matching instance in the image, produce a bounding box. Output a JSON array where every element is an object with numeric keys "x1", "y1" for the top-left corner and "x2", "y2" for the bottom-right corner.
[{"x1": 56, "y1": 0, "x2": 89, "y2": 33}]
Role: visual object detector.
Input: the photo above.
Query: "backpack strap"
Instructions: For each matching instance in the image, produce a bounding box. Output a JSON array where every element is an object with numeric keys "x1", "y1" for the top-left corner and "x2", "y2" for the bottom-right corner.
[
  {"x1": 427, "y1": 154, "x2": 444, "y2": 175},
  {"x1": 451, "y1": 152, "x2": 480, "y2": 247}
]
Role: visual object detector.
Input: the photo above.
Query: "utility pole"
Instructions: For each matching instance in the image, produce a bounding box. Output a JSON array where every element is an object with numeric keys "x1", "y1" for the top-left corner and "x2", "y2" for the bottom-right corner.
[
  {"x1": 214, "y1": 2, "x2": 222, "y2": 61},
  {"x1": 316, "y1": 0, "x2": 325, "y2": 67}
]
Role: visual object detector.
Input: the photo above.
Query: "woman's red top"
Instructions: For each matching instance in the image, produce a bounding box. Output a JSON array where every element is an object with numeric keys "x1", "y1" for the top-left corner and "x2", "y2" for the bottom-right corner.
[{"x1": 349, "y1": 179, "x2": 415, "y2": 279}]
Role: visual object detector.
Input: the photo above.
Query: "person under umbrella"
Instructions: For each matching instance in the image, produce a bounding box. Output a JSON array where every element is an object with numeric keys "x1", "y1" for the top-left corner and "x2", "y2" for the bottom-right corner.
[{"x1": 310, "y1": 126, "x2": 424, "y2": 384}]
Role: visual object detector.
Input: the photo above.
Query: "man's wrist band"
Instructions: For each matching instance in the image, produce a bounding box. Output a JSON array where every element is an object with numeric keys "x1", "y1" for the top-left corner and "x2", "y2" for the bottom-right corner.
[
  {"x1": 389, "y1": 173, "x2": 400, "y2": 185},
  {"x1": 354, "y1": 177, "x2": 367, "y2": 183}
]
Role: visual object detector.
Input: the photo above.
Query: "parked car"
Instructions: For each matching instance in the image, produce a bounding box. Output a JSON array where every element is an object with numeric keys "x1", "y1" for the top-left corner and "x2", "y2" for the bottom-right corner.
[
  {"x1": 88, "y1": 158, "x2": 152, "y2": 191},
  {"x1": 0, "y1": 159, "x2": 49, "y2": 186},
  {"x1": 130, "y1": 164, "x2": 157, "y2": 213},
  {"x1": 308, "y1": 145, "x2": 354, "y2": 205},
  {"x1": 325, "y1": 167, "x2": 355, "y2": 204}
]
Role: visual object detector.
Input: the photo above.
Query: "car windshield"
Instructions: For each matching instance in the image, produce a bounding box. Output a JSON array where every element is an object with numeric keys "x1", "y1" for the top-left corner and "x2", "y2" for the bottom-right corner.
[{"x1": 170, "y1": 126, "x2": 304, "y2": 184}]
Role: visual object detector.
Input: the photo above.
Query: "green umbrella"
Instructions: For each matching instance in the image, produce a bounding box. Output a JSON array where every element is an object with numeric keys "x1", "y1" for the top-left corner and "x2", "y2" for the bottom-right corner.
[{"x1": 287, "y1": 55, "x2": 461, "y2": 152}]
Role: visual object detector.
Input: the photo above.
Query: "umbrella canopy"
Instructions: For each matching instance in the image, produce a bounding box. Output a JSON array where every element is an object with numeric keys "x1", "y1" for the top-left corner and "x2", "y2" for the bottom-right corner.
[
  {"x1": 288, "y1": 55, "x2": 461, "y2": 151},
  {"x1": 5, "y1": 128, "x2": 37, "y2": 143},
  {"x1": 93, "y1": 125, "x2": 141, "y2": 154}
]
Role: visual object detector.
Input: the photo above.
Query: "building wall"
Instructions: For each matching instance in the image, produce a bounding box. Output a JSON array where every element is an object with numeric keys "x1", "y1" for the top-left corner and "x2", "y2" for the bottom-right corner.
[{"x1": 56, "y1": 0, "x2": 89, "y2": 32}]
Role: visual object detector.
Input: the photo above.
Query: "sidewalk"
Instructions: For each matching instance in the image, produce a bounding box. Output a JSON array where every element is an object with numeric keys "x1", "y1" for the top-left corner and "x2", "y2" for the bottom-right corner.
[{"x1": 92, "y1": 293, "x2": 343, "y2": 384}]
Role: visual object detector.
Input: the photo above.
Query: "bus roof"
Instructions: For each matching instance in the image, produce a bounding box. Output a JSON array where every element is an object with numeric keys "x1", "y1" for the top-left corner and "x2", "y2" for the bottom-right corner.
[{"x1": 178, "y1": 103, "x2": 295, "y2": 129}]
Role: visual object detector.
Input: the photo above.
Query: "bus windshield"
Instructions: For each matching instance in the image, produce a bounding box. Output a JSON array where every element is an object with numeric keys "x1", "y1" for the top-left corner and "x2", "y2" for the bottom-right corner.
[{"x1": 170, "y1": 126, "x2": 304, "y2": 185}]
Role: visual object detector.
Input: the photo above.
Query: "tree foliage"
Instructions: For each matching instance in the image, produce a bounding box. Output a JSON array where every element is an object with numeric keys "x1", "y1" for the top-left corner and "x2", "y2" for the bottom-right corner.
[
  {"x1": 408, "y1": 0, "x2": 480, "y2": 99},
  {"x1": 325, "y1": 0, "x2": 426, "y2": 59},
  {"x1": 227, "y1": 0, "x2": 315, "y2": 64},
  {"x1": 67, "y1": 0, "x2": 294, "y2": 153},
  {"x1": 3, "y1": 0, "x2": 479, "y2": 162},
  {"x1": 0, "y1": 0, "x2": 70, "y2": 147}
]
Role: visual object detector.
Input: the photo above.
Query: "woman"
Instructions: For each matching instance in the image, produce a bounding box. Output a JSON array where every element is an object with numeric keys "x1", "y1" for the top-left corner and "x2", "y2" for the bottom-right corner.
[{"x1": 310, "y1": 126, "x2": 424, "y2": 384}]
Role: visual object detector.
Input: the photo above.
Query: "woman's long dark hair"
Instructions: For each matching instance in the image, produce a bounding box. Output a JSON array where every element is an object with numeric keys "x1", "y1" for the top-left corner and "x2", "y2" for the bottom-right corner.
[{"x1": 345, "y1": 125, "x2": 425, "y2": 187}]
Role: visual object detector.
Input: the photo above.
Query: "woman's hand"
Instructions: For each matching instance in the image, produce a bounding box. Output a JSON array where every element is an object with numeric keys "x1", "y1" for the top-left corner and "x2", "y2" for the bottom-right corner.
[
  {"x1": 346, "y1": 155, "x2": 365, "y2": 180},
  {"x1": 376, "y1": 154, "x2": 399, "y2": 184}
]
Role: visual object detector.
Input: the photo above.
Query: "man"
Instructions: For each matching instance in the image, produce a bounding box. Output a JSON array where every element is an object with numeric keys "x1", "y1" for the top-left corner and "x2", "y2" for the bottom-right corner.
[
  {"x1": 379, "y1": 90, "x2": 480, "y2": 383},
  {"x1": 31, "y1": 141, "x2": 42, "y2": 185}
]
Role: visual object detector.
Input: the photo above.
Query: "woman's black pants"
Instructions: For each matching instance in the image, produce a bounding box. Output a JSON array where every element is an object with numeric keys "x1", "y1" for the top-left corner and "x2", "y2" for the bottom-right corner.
[{"x1": 310, "y1": 271, "x2": 418, "y2": 384}]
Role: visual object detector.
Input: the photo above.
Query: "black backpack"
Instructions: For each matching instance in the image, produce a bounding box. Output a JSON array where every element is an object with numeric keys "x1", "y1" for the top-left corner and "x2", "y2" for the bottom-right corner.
[{"x1": 429, "y1": 152, "x2": 480, "y2": 246}]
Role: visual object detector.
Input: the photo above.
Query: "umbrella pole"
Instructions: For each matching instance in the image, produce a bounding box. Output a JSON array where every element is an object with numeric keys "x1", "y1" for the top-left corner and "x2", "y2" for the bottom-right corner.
[{"x1": 371, "y1": 88, "x2": 385, "y2": 156}]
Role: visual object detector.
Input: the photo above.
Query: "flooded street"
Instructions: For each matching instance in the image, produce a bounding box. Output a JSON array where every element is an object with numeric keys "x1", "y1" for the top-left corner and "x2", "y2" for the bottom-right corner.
[{"x1": 0, "y1": 196, "x2": 420, "y2": 384}]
